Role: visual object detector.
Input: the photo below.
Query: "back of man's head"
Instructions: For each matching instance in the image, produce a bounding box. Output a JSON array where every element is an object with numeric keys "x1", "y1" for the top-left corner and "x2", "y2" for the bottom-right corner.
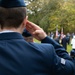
[{"x1": 0, "y1": 0, "x2": 26, "y2": 29}]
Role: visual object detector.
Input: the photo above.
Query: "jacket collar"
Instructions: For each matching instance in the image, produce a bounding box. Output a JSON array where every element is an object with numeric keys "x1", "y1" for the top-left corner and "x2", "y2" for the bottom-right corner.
[{"x1": 0, "y1": 32, "x2": 24, "y2": 40}]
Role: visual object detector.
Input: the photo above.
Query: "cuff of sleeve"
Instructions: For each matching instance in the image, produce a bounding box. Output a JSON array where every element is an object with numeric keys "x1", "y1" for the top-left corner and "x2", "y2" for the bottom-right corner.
[{"x1": 41, "y1": 36, "x2": 51, "y2": 43}]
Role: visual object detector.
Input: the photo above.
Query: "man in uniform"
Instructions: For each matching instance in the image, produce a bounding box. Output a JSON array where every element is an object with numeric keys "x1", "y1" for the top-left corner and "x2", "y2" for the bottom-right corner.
[
  {"x1": 22, "y1": 29, "x2": 33, "y2": 42},
  {"x1": 0, "y1": 0, "x2": 74, "y2": 75}
]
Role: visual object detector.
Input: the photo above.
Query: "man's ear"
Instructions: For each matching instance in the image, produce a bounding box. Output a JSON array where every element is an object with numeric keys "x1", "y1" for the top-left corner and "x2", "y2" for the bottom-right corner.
[{"x1": 23, "y1": 16, "x2": 28, "y2": 27}]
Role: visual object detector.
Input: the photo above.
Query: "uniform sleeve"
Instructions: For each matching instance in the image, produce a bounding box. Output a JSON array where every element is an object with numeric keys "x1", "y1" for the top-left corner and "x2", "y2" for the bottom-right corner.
[
  {"x1": 53, "y1": 54, "x2": 74, "y2": 75},
  {"x1": 41, "y1": 36, "x2": 72, "y2": 60},
  {"x1": 44, "y1": 44, "x2": 75, "y2": 75}
]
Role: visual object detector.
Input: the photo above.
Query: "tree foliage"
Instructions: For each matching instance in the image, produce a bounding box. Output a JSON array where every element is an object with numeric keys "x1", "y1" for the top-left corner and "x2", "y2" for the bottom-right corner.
[{"x1": 26, "y1": 0, "x2": 75, "y2": 34}]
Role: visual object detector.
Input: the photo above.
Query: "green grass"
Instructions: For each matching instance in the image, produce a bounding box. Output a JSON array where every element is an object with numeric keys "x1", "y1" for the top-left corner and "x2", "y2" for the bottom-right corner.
[
  {"x1": 67, "y1": 44, "x2": 72, "y2": 53},
  {"x1": 34, "y1": 38, "x2": 40, "y2": 43}
]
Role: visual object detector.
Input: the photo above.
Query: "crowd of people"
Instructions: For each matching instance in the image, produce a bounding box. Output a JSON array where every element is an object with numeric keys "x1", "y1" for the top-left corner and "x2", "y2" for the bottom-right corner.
[
  {"x1": 48, "y1": 32, "x2": 74, "y2": 50},
  {"x1": 0, "y1": 0, "x2": 75, "y2": 75}
]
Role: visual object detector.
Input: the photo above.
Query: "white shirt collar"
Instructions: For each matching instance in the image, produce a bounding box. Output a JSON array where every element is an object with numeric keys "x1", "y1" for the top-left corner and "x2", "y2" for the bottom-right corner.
[{"x1": 0, "y1": 30, "x2": 14, "y2": 34}]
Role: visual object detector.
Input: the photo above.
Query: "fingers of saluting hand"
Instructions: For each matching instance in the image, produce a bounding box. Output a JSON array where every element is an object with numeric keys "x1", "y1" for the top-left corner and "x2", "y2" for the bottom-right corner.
[
  {"x1": 26, "y1": 25, "x2": 34, "y2": 35},
  {"x1": 26, "y1": 20, "x2": 42, "y2": 34},
  {"x1": 26, "y1": 20, "x2": 47, "y2": 41},
  {"x1": 26, "y1": 20, "x2": 42, "y2": 30}
]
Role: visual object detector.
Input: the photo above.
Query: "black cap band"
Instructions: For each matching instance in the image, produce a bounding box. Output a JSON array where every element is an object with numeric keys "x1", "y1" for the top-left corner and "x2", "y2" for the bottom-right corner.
[
  {"x1": 22, "y1": 29, "x2": 32, "y2": 37},
  {"x1": 0, "y1": 0, "x2": 26, "y2": 8}
]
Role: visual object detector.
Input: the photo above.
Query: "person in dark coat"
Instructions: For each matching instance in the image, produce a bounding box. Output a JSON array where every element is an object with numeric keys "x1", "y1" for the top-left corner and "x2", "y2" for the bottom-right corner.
[
  {"x1": 66, "y1": 33, "x2": 70, "y2": 45},
  {"x1": 61, "y1": 35, "x2": 68, "y2": 50},
  {"x1": 55, "y1": 37, "x2": 60, "y2": 44},
  {"x1": 0, "y1": 0, "x2": 74, "y2": 75}
]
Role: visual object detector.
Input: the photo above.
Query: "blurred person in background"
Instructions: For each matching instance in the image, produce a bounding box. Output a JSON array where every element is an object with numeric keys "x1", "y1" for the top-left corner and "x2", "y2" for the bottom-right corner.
[
  {"x1": 22, "y1": 29, "x2": 33, "y2": 42},
  {"x1": 70, "y1": 36, "x2": 75, "y2": 59},
  {"x1": 61, "y1": 35, "x2": 68, "y2": 50}
]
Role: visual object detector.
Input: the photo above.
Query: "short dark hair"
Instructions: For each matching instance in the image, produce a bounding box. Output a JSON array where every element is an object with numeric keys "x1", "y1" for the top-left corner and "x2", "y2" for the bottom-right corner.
[{"x1": 0, "y1": 7, "x2": 26, "y2": 29}]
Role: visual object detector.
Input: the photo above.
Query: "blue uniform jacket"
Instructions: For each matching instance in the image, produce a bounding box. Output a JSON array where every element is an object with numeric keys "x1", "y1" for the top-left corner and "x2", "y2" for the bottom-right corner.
[{"x1": 0, "y1": 32, "x2": 74, "y2": 75}]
